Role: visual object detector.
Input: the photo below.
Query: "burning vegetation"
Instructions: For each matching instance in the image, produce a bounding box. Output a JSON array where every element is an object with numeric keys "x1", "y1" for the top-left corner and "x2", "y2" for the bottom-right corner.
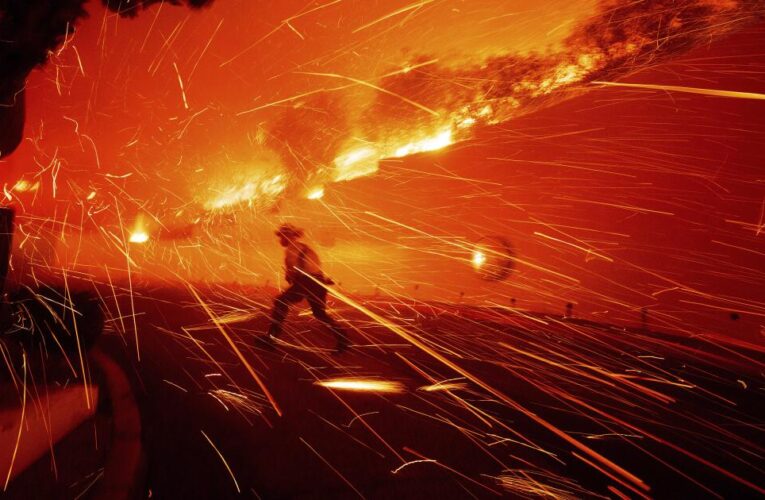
[{"x1": 1, "y1": 2, "x2": 765, "y2": 495}]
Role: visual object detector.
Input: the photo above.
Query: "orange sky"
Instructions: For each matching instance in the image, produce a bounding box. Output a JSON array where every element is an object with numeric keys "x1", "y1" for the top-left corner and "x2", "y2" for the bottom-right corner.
[{"x1": 1, "y1": 0, "x2": 764, "y2": 342}]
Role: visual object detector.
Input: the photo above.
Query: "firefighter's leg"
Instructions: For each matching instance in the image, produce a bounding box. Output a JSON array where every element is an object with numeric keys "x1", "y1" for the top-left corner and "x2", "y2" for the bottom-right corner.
[
  {"x1": 306, "y1": 282, "x2": 348, "y2": 351},
  {"x1": 268, "y1": 284, "x2": 303, "y2": 337}
]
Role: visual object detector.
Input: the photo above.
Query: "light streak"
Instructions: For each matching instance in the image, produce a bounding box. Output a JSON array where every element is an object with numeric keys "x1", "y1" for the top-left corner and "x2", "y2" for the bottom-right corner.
[
  {"x1": 300, "y1": 71, "x2": 440, "y2": 116},
  {"x1": 418, "y1": 382, "x2": 468, "y2": 392},
  {"x1": 593, "y1": 81, "x2": 765, "y2": 100},
  {"x1": 352, "y1": 0, "x2": 436, "y2": 33},
  {"x1": 300, "y1": 437, "x2": 364, "y2": 498},
  {"x1": 391, "y1": 459, "x2": 437, "y2": 474},
  {"x1": 201, "y1": 430, "x2": 240, "y2": 493},
  {"x1": 315, "y1": 378, "x2": 405, "y2": 393},
  {"x1": 185, "y1": 282, "x2": 282, "y2": 417},
  {"x1": 3, "y1": 353, "x2": 26, "y2": 491},
  {"x1": 301, "y1": 271, "x2": 648, "y2": 491},
  {"x1": 172, "y1": 62, "x2": 189, "y2": 109},
  {"x1": 63, "y1": 270, "x2": 92, "y2": 409}
]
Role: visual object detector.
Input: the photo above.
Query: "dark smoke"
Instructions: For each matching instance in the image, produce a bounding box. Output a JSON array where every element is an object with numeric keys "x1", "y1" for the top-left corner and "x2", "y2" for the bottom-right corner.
[{"x1": 265, "y1": 93, "x2": 350, "y2": 192}]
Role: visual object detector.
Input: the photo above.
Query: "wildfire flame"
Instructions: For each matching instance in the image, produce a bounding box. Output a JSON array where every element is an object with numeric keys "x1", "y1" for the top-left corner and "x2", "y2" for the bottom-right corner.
[
  {"x1": 332, "y1": 146, "x2": 380, "y2": 182},
  {"x1": 205, "y1": 173, "x2": 287, "y2": 211},
  {"x1": 333, "y1": 127, "x2": 457, "y2": 183}
]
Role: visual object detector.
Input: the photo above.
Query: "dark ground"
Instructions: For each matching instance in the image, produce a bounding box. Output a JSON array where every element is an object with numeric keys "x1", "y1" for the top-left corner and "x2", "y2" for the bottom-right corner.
[{"x1": 78, "y1": 283, "x2": 764, "y2": 499}]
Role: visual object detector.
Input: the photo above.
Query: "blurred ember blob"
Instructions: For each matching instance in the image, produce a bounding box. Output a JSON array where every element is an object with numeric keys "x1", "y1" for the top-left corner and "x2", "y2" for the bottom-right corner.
[
  {"x1": 129, "y1": 216, "x2": 150, "y2": 244},
  {"x1": 129, "y1": 230, "x2": 149, "y2": 244},
  {"x1": 12, "y1": 179, "x2": 39, "y2": 193},
  {"x1": 472, "y1": 250, "x2": 487, "y2": 269},
  {"x1": 306, "y1": 186, "x2": 325, "y2": 200},
  {"x1": 472, "y1": 236, "x2": 515, "y2": 282},
  {"x1": 315, "y1": 378, "x2": 406, "y2": 393}
]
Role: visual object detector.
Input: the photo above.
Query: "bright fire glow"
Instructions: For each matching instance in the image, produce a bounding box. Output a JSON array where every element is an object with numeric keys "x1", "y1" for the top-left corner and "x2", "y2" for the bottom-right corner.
[
  {"x1": 12, "y1": 179, "x2": 39, "y2": 192},
  {"x1": 315, "y1": 378, "x2": 405, "y2": 393},
  {"x1": 472, "y1": 250, "x2": 486, "y2": 268},
  {"x1": 333, "y1": 146, "x2": 379, "y2": 182},
  {"x1": 419, "y1": 382, "x2": 468, "y2": 392},
  {"x1": 205, "y1": 173, "x2": 287, "y2": 210},
  {"x1": 392, "y1": 128, "x2": 453, "y2": 158},
  {"x1": 306, "y1": 186, "x2": 325, "y2": 200},
  {"x1": 333, "y1": 128, "x2": 456, "y2": 183},
  {"x1": 129, "y1": 230, "x2": 149, "y2": 244}
]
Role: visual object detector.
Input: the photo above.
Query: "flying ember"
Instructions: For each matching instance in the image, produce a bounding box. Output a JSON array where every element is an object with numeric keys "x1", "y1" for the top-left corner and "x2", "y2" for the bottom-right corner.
[
  {"x1": 1, "y1": 0, "x2": 764, "y2": 498},
  {"x1": 315, "y1": 378, "x2": 406, "y2": 393}
]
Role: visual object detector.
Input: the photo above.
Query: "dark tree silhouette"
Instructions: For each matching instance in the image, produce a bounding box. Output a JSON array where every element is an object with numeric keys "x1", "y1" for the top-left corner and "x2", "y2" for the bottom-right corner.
[{"x1": 0, "y1": 0, "x2": 215, "y2": 157}]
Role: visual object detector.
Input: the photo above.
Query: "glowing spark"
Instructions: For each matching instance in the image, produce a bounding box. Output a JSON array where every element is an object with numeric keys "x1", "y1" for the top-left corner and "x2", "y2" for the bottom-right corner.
[
  {"x1": 300, "y1": 71, "x2": 440, "y2": 116},
  {"x1": 172, "y1": 62, "x2": 189, "y2": 109},
  {"x1": 186, "y1": 283, "x2": 282, "y2": 417},
  {"x1": 352, "y1": 0, "x2": 436, "y2": 33},
  {"x1": 12, "y1": 180, "x2": 38, "y2": 193},
  {"x1": 472, "y1": 250, "x2": 486, "y2": 269},
  {"x1": 306, "y1": 186, "x2": 325, "y2": 200},
  {"x1": 129, "y1": 231, "x2": 149, "y2": 244},
  {"x1": 593, "y1": 81, "x2": 765, "y2": 100},
  {"x1": 300, "y1": 438, "x2": 364, "y2": 497},
  {"x1": 419, "y1": 382, "x2": 468, "y2": 392},
  {"x1": 209, "y1": 389, "x2": 262, "y2": 415},
  {"x1": 201, "y1": 430, "x2": 240, "y2": 493},
  {"x1": 315, "y1": 378, "x2": 406, "y2": 393},
  {"x1": 129, "y1": 215, "x2": 149, "y2": 244},
  {"x1": 391, "y1": 459, "x2": 437, "y2": 474},
  {"x1": 302, "y1": 272, "x2": 644, "y2": 491},
  {"x1": 3, "y1": 353, "x2": 26, "y2": 491}
]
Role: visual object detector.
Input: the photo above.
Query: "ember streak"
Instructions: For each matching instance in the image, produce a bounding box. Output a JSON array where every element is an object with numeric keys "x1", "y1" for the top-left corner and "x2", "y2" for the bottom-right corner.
[{"x1": 1, "y1": 0, "x2": 765, "y2": 498}]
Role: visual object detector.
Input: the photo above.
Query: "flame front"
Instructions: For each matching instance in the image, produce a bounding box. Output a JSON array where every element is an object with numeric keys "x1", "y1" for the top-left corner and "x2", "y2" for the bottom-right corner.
[{"x1": 205, "y1": 173, "x2": 287, "y2": 211}]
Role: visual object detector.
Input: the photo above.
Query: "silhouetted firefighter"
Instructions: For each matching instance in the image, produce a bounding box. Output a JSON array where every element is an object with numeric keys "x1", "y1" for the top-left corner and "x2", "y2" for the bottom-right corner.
[{"x1": 266, "y1": 224, "x2": 348, "y2": 353}]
